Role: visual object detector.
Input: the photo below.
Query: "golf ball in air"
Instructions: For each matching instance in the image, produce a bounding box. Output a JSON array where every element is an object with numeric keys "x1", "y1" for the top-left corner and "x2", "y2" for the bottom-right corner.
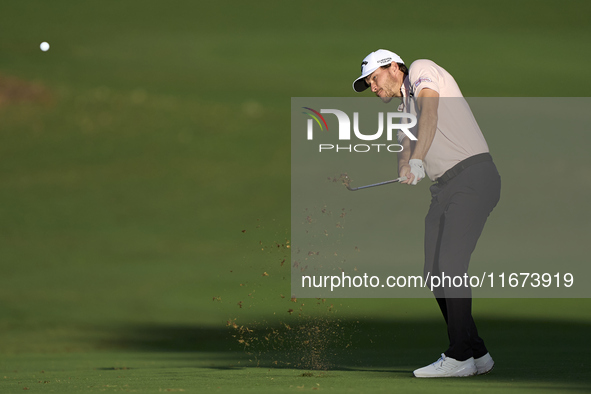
[{"x1": 40, "y1": 42, "x2": 50, "y2": 51}]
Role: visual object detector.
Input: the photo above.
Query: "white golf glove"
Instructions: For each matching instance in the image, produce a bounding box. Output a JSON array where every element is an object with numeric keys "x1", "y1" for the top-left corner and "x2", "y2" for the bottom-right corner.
[{"x1": 408, "y1": 159, "x2": 425, "y2": 185}]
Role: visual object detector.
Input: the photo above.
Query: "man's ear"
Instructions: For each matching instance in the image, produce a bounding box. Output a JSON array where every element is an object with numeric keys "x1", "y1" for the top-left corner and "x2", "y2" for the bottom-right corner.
[{"x1": 388, "y1": 62, "x2": 399, "y2": 76}]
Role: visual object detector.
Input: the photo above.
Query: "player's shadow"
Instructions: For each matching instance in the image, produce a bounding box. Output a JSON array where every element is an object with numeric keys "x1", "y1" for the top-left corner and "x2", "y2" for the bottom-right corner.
[{"x1": 101, "y1": 316, "x2": 591, "y2": 387}]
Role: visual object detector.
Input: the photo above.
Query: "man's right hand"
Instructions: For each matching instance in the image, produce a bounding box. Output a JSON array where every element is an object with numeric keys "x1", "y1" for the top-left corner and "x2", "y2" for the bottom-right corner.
[
  {"x1": 400, "y1": 160, "x2": 425, "y2": 185},
  {"x1": 399, "y1": 164, "x2": 415, "y2": 185}
]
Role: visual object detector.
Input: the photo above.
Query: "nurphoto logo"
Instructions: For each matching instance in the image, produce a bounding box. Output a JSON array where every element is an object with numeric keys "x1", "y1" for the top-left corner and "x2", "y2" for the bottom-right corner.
[{"x1": 302, "y1": 107, "x2": 417, "y2": 153}]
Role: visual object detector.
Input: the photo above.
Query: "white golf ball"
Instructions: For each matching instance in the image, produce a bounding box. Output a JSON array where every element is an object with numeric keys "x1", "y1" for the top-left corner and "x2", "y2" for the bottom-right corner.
[{"x1": 40, "y1": 42, "x2": 50, "y2": 52}]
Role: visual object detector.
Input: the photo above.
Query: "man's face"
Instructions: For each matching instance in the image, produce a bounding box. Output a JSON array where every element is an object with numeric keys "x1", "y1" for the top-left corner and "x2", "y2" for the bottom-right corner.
[{"x1": 365, "y1": 64, "x2": 404, "y2": 102}]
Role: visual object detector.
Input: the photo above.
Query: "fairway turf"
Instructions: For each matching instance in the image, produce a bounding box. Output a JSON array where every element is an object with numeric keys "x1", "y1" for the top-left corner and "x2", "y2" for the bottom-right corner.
[
  {"x1": 1, "y1": 0, "x2": 591, "y2": 393},
  {"x1": 1, "y1": 308, "x2": 590, "y2": 392}
]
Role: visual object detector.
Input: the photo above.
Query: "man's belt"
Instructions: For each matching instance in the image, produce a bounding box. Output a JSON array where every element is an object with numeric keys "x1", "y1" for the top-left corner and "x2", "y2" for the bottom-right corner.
[{"x1": 436, "y1": 153, "x2": 493, "y2": 185}]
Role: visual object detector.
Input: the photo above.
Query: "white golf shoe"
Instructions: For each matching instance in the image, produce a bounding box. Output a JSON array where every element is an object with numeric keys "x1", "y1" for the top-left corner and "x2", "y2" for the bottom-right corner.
[
  {"x1": 474, "y1": 352, "x2": 494, "y2": 375},
  {"x1": 413, "y1": 353, "x2": 477, "y2": 378}
]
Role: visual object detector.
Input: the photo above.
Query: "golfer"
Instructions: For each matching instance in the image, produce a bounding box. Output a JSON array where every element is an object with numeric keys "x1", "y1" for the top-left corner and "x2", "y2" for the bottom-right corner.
[{"x1": 352, "y1": 49, "x2": 500, "y2": 377}]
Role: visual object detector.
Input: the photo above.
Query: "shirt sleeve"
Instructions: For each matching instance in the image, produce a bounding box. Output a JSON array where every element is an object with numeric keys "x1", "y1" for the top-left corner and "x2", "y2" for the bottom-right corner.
[{"x1": 409, "y1": 59, "x2": 441, "y2": 96}]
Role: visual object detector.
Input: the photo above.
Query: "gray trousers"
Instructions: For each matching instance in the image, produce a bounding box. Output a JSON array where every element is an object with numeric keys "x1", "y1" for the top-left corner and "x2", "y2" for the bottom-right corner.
[{"x1": 424, "y1": 160, "x2": 501, "y2": 361}]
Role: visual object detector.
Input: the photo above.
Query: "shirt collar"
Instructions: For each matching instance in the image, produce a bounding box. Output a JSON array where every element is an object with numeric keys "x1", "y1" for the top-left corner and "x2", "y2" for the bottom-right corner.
[{"x1": 400, "y1": 75, "x2": 412, "y2": 97}]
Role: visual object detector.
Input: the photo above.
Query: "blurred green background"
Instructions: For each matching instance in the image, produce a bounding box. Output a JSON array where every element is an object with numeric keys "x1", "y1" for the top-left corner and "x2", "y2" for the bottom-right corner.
[{"x1": 0, "y1": 0, "x2": 590, "y2": 392}]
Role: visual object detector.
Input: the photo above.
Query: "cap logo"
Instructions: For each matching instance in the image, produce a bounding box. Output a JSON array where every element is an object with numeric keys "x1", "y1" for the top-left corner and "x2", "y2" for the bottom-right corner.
[
  {"x1": 361, "y1": 61, "x2": 368, "y2": 72},
  {"x1": 377, "y1": 57, "x2": 392, "y2": 64}
]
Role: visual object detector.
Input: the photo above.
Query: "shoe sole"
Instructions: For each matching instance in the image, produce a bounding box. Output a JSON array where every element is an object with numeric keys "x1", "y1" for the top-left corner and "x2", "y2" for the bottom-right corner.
[
  {"x1": 414, "y1": 373, "x2": 477, "y2": 378},
  {"x1": 476, "y1": 364, "x2": 494, "y2": 376},
  {"x1": 414, "y1": 369, "x2": 478, "y2": 378}
]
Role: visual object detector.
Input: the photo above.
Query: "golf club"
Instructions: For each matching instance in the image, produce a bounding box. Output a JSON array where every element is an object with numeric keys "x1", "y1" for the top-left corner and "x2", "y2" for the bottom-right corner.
[{"x1": 345, "y1": 176, "x2": 407, "y2": 191}]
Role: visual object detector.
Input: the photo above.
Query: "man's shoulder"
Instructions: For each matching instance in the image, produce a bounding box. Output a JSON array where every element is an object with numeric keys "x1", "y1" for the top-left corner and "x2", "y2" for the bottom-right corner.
[
  {"x1": 409, "y1": 59, "x2": 462, "y2": 97},
  {"x1": 409, "y1": 59, "x2": 439, "y2": 72},
  {"x1": 407, "y1": 60, "x2": 447, "y2": 96}
]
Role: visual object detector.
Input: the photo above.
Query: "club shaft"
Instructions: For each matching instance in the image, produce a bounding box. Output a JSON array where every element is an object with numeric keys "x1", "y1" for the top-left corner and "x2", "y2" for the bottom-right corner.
[{"x1": 347, "y1": 177, "x2": 406, "y2": 191}]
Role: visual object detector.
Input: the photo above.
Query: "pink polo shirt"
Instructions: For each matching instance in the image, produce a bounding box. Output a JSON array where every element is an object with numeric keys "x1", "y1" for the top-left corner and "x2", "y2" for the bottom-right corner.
[{"x1": 399, "y1": 59, "x2": 489, "y2": 181}]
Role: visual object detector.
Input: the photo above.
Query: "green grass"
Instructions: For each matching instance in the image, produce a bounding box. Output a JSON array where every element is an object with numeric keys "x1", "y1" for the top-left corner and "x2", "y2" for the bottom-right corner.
[
  {"x1": 1, "y1": 308, "x2": 590, "y2": 392},
  {"x1": 1, "y1": 0, "x2": 591, "y2": 392}
]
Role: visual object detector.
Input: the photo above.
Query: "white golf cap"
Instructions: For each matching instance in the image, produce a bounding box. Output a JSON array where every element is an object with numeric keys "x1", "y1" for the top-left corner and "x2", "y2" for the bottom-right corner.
[{"x1": 352, "y1": 49, "x2": 404, "y2": 92}]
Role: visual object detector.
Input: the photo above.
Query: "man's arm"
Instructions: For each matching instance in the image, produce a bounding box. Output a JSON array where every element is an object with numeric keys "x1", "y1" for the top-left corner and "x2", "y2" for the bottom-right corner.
[
  {"x1": 398, "y1": 88, "x2": 439, "y2": 184},
  {"x1": 397, "y1": 135, "x2": 412, "y2": 180}
]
